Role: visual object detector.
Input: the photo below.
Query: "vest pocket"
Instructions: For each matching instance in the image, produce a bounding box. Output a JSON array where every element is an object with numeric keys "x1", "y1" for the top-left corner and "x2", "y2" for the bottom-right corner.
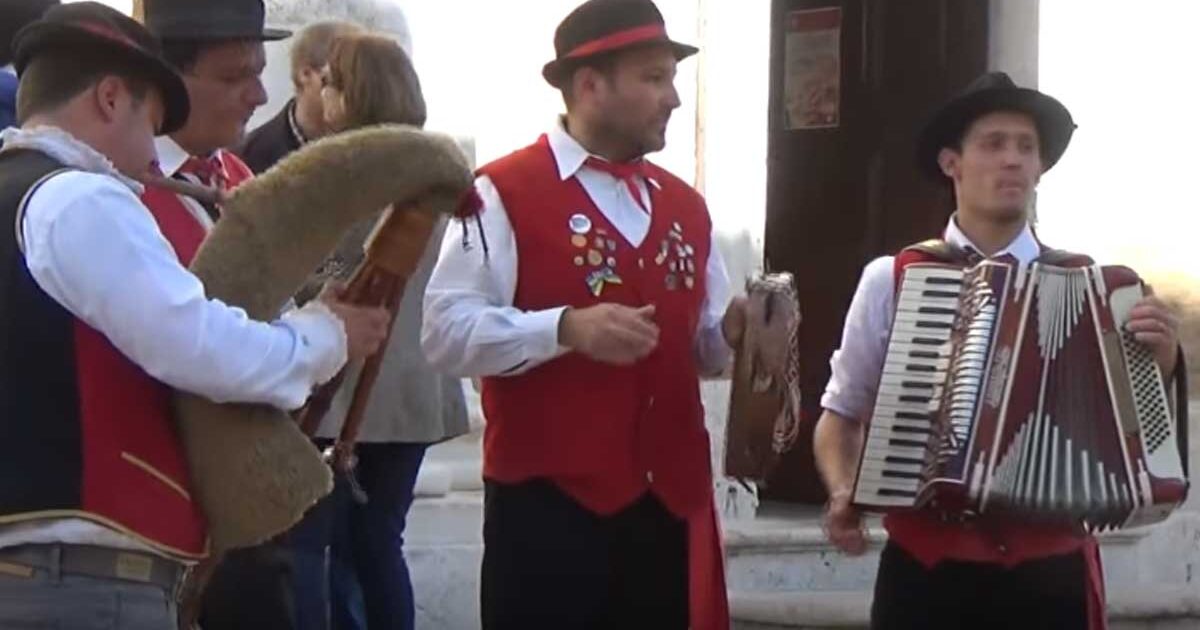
[{"x1": 120, "y1": 452, "x2": 192, "y2": 501}]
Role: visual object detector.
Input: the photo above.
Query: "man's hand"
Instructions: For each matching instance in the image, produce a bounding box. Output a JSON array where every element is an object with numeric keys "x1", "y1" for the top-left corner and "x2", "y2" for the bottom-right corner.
[
  {"x1": 559, "y1": 303, "x2": 659, "y2": 366},
  {"x1": 318, "y1": 283, "x2": 391, "y2": 362},
  {"x1": 722, "y1": 296, "x2": 749, "y2": 348},
  {"x1": 824, "y1": 489, "x2": 868, "y2": 555},
  {"x1": 1125, "y1": 291, "x2": 1180, "y2": 376}
]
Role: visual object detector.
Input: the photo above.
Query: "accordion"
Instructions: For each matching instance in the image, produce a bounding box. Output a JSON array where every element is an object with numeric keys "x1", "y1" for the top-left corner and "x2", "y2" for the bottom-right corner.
[
  {"x1": 725, "y1": 273, "x2": 803, "y2": 482},
  {"x1": 853, "y1": 259, "x2": 1188, "y2": 530}
]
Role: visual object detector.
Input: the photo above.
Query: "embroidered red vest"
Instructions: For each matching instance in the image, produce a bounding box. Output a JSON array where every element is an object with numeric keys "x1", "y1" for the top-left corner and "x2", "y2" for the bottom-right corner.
[{"x1": 479, "y1": 136, "x2": 715, "y2": 518}]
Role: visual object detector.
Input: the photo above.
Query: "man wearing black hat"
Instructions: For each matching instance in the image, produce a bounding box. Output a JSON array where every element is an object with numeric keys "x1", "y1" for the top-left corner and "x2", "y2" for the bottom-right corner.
[
  {"x1": 424, "y1": 1, "x2": 743, "y2": 628},
  {"x1": 814, "y1": 72, "x2": 1183, "y2": 629},
  {"x1": 0, "y1": 0, "x2": 60, "y2": 131},
  {"x1": 137, "y1": 2, "x2": 305, "y2": 628},
  {"x1": 136, "y1": 0, "x2": 288, "y2": 267},
  {"x1": 0, "y1": 3, "x2": 388, "y2": 629}
]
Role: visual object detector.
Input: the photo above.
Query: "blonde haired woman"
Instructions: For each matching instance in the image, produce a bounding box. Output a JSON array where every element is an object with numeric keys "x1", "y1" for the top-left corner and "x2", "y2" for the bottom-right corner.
[{"x1": 293, "y1": 33, "x2": 467, "y2": 630}]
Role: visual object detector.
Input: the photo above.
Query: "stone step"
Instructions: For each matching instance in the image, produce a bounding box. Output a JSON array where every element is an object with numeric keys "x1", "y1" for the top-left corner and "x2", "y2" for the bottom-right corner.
[
  {"x1": 730, "y1": 586, "x2": 1200, "y2": 630},
  {"x1": 725, "y1": 508, "x2": 1200, "y2": 593}
]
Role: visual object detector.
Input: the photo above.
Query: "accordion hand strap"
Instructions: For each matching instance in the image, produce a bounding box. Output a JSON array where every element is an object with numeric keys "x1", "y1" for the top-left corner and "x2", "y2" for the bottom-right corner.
[{"x1": 1174, "y1": 346, "x2": 1190, "y2": 478}]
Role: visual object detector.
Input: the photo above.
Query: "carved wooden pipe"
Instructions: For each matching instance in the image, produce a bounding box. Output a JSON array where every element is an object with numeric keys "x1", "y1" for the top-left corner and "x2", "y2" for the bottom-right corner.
[{"x1": 296, "y1": 204, "x2": 439, "y2": 497}]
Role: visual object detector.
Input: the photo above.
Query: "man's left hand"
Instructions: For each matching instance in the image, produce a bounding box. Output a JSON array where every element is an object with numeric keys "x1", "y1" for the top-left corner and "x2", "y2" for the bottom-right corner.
[
  {"x1": 722, "y1": 296, "x2": 749, "y2": 348},
  {"x1": 1125, "y1": 292, "x2": 1180, "y2": 376}
]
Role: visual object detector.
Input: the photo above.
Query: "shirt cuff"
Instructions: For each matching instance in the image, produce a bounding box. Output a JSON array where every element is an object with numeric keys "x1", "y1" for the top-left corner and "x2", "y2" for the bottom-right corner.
[
  {"x1": 521, "y1": 306, "x2": 570, "y2": 368},
  {"x1": 280, "y1": 300, "x2": 348, "y2": 388}
]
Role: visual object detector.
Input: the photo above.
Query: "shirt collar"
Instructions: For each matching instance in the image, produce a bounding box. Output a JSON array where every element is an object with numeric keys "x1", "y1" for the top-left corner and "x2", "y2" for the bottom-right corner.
[
  {"x1": 942, "y1": 213, "x2": 1041, "y2": 266},
  {"x1": 0, "y1": 125, "x2": 143, "y2": 194},
  {"x1": 285, "y1": 99, "x2": 308, "y2": 146},
  {"x1": 153, "y1": 136, "x2": 193, "y2": 178},
  {"x1": 546, "y1": 116, "x2": 660, "y2": 189}
]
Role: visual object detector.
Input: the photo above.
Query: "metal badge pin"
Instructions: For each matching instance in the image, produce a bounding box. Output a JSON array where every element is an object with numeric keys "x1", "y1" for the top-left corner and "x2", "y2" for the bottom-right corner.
[
  {"x1": 569, "y1": 214, "x2": 592, "y2": 234},
  {"x1": 665, "y1": 274, "x2": 678, "y2": 290},
  {"x1": 606, "y1": 257, "x2": 617, "y2": 267},
  {"x1": 606, "y1": 239, "x2": 617, "y2": 252},
  {"x1": 574, "y1": 256, "x2": 585, "y2": 266},
  {"x1": 594, "y1": 237, "x2": 605, "y2": 249},
  {"x1": 638, "y1": 258, "x2": 645, "y2": 269},
  {"x1": 587, "y1": 249, "x2": 603, "y2": 266},
  {"x1": 685, "y1": 244, "x2": 695, "y2": 255},
  {"x1": 655, "y1": 253, "x2": 666, "y2": 266},
  {"x1": 672, "y1": 221, "x2": 683, "y2": 233},
  {"x1": 571, "y1": 234, "x2": 588, "y2": 248},
  {"x1": 686, "y1": 259, "x2": 695, "y2": 273},
  {"x1": 684, "y1": 276, "x2": 695, "y2": 289},
  {"x1": 669, "y1": 261, "x2": 677, "y2": 272}
]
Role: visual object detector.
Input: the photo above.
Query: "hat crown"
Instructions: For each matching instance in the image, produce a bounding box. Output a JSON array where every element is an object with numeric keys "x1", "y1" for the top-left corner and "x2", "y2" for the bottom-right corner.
[
  {"x1": 144, "y1": 0, "x2": 278, "y2": 40},
  {"x1": 17, "y1": 1, "x2": 163, "y2": 66},
  {"x1": 554, "y1": 0, "x2": 667, "y2": 57},
  {"x1": 959, "y1": 71, "x2": 1019, "y2": 96}
]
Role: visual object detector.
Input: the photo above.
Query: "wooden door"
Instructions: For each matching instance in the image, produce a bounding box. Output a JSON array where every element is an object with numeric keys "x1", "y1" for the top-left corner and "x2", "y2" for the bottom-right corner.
[{"x1": 762, "y1": 0, "x2": 990, "y2": 502}]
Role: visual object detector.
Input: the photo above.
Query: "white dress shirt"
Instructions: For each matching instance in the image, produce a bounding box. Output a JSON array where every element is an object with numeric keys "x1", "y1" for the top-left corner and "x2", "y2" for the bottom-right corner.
[
  {"x1": 820, "y1": 216, "x2": 1042, "y2": 422},
  {"x1": 0, "y1": 126, "x2": 348, "y2": 557},
  {"x1": 422, "y1": 119, "x2": 732, "y2": 378}
]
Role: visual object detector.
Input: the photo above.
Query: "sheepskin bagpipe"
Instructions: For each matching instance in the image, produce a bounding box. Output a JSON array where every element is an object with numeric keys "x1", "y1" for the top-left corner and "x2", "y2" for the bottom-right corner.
[{"x1": 174, "y1": 124, "x2": 475, "y2": 553}]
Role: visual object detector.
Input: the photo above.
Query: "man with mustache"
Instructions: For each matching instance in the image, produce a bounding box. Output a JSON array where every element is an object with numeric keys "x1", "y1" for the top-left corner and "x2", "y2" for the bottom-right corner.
[
  {"x1": 422, "y1": 0, "x2": 744, "y2": 628},
  {"x1": 137, "y1": 1, "x2": 379, "y2": 628},
  {"x1": 814, "y1": 72, "x2": 1183, "y2": 629}
]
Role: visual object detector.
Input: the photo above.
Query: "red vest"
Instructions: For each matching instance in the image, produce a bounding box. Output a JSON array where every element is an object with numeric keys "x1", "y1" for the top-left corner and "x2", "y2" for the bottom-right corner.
[
  {"x1": 479, "y1": 136, "x2": 715, "y2": 518},
  {"x1": 141, "y1": 150, "x2": 253, "y2": 263},
  {"x1": 21, "y1": 152, "x2": 249, "y2": 560},
  {"x1": 479, "y1": 137, "x2": 729, "y2": 630}
]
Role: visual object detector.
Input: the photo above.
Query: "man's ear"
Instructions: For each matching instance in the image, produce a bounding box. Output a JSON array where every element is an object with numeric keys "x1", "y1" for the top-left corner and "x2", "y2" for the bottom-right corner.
[
  {"x1": 937, "y1": 147, "x2": 961, "y2": 181},
  {"x1": 92, "y1": 75, "x2": 125, "y2": 124}
]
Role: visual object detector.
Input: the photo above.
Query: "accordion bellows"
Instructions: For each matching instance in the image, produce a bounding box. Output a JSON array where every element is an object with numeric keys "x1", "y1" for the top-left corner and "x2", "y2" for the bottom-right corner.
[
  {"x1": 854, "y1": 260, "x2": 1188, "y2": 530},
  {"x1": 725, "y1": 272, "x2": 803, "y2": 482},
  {"x1": 175, "y1": 125, "x2": 474, "y2": 552}
]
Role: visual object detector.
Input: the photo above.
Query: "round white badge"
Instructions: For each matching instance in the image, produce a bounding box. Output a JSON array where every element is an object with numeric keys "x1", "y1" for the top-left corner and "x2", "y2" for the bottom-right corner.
[{"x1": 569, "y1": 214, "x2": 592, "y2": 234}]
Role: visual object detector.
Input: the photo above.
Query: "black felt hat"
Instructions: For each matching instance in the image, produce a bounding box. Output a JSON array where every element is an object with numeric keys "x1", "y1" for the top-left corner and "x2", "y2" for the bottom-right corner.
[
  {"x1": 144, "y1": 0, "x2": 290, "y2": 42},
  {"x1": 917, "y1": 72, "x2": 1076, "y2": 181},
  {"x1": 13, "y1": 1, "x2": 190, "y2": 135}
]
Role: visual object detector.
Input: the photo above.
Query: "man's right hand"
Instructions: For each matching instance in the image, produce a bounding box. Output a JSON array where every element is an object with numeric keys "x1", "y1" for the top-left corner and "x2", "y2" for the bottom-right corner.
[
  {"x1": 318, "y1": 283, "x2": 391, "y2": 362},
  {"x1": 824, "y1": 489, "x2": 868, "y2": 555},
  {"x1": 558, "y1": 303, "x2": 659, "y2": 366}
]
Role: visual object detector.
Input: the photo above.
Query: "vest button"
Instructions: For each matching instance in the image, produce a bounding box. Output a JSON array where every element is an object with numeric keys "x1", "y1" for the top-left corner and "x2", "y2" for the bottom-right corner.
[
  {"x1": 646, "y1": 471, "x2": 654, "y2": 483},
  {"x1": 997, "y1": 544, "x2": 1008, "y2": 555}
]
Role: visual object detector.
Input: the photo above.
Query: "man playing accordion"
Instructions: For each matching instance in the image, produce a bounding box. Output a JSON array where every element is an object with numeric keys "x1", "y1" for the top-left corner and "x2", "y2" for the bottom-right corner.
[{"x1": 814, "y1": 72, "x2": 1184, "y2": 630}]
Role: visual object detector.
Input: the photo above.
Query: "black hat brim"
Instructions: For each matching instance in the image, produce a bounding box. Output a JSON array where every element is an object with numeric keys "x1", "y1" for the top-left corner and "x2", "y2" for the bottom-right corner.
[
  {"x1": 917, "y1": 87, "x2": 1076, "y2": 181},
  {"x1": 543, "y1": 39, "x2": 698, "y2": 88},
  {"x1": 159, "y1": 26, "x2": 292, "y2": 42},
  {"x1": 14, "y1": 21, "x2": 191, "y2": 135}
]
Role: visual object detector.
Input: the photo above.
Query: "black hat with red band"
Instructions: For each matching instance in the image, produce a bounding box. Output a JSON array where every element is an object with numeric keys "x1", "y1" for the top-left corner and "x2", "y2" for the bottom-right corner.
[
  {"x1": 13, "y1": 1, "x2": 190, "y2": 135},
  {"x1": 543, "y1": 0, "x2": 698, "y2": 88}
]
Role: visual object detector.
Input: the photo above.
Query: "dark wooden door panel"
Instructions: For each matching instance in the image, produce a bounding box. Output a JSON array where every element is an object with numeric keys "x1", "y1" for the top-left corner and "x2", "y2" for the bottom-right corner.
[{"x1": 762, "y1": 0, "x2": 989, "y2": 502}]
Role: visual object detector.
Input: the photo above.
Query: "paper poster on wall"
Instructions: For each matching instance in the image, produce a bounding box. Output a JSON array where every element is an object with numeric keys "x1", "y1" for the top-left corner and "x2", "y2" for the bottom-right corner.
[{"x1": 784, "y1": 7, "x2": 842, "y2": 130}]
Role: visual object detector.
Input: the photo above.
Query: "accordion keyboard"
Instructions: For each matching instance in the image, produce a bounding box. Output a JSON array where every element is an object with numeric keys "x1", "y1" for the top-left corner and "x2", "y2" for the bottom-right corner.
[{"x1": 854, "y1": 266, "x2": 966, "y2": 507}]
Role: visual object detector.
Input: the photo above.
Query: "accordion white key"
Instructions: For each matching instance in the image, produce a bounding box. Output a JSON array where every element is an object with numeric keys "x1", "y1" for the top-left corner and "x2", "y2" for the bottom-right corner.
[{"x1": 853, "y1": 259, "x2": 1188, "y2": 530}]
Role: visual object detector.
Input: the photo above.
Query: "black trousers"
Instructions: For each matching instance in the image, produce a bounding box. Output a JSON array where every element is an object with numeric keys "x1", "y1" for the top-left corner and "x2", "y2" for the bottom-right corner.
[
  {"x1": 871, "y1": 541, "x2": 1090, "y2": 630},
  {"x1": 198, "y1": 540, "x2": 296, "y2": 630},
  {"x1": 481, "y1": 479, "x2": 689, "y2": 630}
]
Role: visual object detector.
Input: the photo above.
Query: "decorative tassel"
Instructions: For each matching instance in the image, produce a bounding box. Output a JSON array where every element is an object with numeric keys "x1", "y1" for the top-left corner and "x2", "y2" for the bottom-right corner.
[{"x1": 455, "y1": 187, "x2": 489, "y2": 259}]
